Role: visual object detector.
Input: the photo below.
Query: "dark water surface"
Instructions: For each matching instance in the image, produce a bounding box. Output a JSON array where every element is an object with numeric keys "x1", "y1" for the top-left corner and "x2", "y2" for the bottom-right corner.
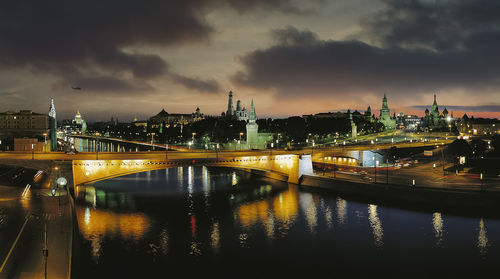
[{"x1": 74, "y1": 166, "x2": 500, "y2": 278}]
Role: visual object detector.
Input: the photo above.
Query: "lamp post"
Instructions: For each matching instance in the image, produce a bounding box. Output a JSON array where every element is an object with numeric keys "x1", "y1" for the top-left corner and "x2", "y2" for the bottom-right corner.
[
  {"x1": 480, "y1": 172, "x2": 483, "y2": 191},
  {"x1": 239, "y1": 132, "x2": 243, "y2": 150},
  {"x1": 151, "y1": 132, "x2": 155, "y2": 151},
  {"x1": 373, "y1": 156, "x2": 377, "y2": 183},
  {"x1": 165, "y1": 143, "x2": 168, "y2": 160},
  {"x1": 333, "y1": 155, "x2": 336, "y2": 178},
  {"x1": 31, "y1": 143, "x2": 34, "y2": 160},
  {"x1": 95, "y1": 132, "x2": 100, "y2": 160},
  {"x1": 191, "y1": 132, "x2": 196, "y2": 150},
  {"x1": 216, "y1": 143, "x2": 219, "y2": 160},
  {"x1": 386, "y1": 158, "x2": 389, "y2": 184}
]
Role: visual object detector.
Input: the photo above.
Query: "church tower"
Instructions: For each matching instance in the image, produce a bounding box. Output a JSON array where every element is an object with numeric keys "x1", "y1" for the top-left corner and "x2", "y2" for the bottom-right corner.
[
  {"x1": 226, "y1": 91, "x2": 234, "y2": 117},
  {"x1": 48, "y1": 98, "x2": 57, "y2": 151},
  {"x1": 379, "y1": 93, "x2": 395, "y2": 130},
  {"x1": 246, "y1": 99, "x2": 259, "y2": 149},
  {"x1": 348, "y1": 109, "x2": 357, "y2": 138}
]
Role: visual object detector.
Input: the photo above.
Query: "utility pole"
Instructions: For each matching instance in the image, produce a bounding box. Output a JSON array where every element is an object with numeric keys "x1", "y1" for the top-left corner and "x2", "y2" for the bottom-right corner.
[{"x1": 333, "y1": 155, "x2": 336, "y2": 178}]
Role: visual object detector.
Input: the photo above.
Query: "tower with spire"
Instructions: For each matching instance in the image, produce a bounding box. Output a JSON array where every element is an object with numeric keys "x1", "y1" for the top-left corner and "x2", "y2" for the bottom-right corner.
[
  {"x1": 379, "y1": 93, "x2": 396, "y2": 130},
  {"x1": 246, "y1": 99, "x2": 259, "y2": 149},
  {"x1": 48, "y1": 98, "x2": 57, "y2": 151},
  {"x1": 226, "y1": 91, "x2": 234, "y2": 117},
  {"x1": 348, "y1": 109, "x2": 357, "y2": 138}
]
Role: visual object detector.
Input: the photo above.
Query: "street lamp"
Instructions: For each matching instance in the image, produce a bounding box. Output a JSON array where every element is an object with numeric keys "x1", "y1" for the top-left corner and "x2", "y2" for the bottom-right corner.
[
  {"x1": 373, "y1": 156, "x2": 377, "y2": 183},
  {"x1": 31, "y1": 143, "x2": 34, "y2": 160},
  {"x1": 165, "y1": 143, "x2": 168, "y2": 160},
  {"x1": 480, "y1": 172, "x2": 484, "y2": 191},
  {"x1": 95, "y1": 132, "x2": 100, "y2": 160},
  {"x1": 151, "y1": 132, "x2": 156, "y2": 151}
]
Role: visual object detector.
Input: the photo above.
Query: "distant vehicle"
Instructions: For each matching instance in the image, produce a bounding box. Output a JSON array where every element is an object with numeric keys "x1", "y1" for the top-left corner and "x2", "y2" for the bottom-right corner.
[
  {"x1": 65, "y1": 150, "x2": 78, "y2": 155},
  {"x1": 71, "y1": 86, "x2": 82, "y2": 90}
]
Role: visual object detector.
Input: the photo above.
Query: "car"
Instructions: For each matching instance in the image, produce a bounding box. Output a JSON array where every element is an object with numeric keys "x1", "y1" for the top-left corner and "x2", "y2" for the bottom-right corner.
[{"x1": 65, "y1": 150, "x2": 78, "y2": 155}]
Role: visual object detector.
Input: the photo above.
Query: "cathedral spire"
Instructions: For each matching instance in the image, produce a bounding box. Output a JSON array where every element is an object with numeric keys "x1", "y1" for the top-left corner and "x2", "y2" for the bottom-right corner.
[
  {"x1": 249, "y1": 99, "x2": 256, "y2": 122},
  {"x1": 382, "y1": 93, "x2": 388, "y2": 109},
  {"x1": 48, "y1": 97, "x2": 56, "y2": 119}
]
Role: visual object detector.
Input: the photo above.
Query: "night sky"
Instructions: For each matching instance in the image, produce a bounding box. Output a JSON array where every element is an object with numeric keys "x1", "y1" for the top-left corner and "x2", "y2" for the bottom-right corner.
[{"x1": 1, "y1": 0, "x2": 499, "y2": 121}]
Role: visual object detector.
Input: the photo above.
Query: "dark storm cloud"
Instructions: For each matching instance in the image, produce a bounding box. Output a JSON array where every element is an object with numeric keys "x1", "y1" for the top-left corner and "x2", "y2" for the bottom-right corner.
[
  {"x1": 171, "y1": 74, "x2": 221, "y2": 94},
  {"x1": 0, "y1": 0, "x2": 307, "y2": 93},
  {"x1": 232, "y1": 1, "x2": 500, "y2": 98},
  {"x1": 412, "y1": 105, "x2": 500, "y2": 113}
]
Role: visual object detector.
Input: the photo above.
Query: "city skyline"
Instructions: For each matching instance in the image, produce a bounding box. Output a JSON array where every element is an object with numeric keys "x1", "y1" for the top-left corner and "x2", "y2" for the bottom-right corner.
[{"x1": 1, "y1": 0, "x2": 500, "y2": 120}]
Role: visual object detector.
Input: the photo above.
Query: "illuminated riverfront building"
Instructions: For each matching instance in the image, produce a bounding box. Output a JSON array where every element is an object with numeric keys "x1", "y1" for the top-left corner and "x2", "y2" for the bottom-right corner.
[
  {"x1": 0, "y1": 109, "x2": 50, "y2": 150},
  {"x1": 458, "y1": 114, "x2": 500, "y2": 136}
]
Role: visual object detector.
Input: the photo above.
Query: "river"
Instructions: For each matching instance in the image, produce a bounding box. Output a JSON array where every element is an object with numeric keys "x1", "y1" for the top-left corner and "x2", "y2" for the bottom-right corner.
[{"x1": 74, "y1": 166, "x2": 500, "y2": 278}]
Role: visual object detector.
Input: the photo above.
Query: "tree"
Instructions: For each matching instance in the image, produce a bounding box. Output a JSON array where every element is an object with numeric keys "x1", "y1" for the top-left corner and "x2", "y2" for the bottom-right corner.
[
  {"x1": 470, "y1": 139, "x2": 487, "y2": 156},
  {"x1": 445, "y1": 139, "x2": 472, "y2": 158}
]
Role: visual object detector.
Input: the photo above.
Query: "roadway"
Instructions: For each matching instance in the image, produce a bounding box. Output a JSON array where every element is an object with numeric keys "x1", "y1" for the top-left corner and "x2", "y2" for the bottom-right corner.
[{"x1": 0, "y1": 166, "x2": 72, "y2": 279}]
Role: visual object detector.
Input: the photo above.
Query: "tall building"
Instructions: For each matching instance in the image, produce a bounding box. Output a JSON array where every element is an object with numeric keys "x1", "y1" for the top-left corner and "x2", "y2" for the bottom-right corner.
[
  {"x1": 379, "y1": 94, "x2": 396, "y2": 130},
  {"x1": 48, "y1": 98, "x2": 57, "y2": 151},
  {"x1": 226, "y1": 91, "x2": 235, "y2": 116},
  {"x1": 246, "y1": 100, "x2": 259, "y2": 149},
  {"x1": 74, "y1": 110, "x2": 82, "y2": 124}
]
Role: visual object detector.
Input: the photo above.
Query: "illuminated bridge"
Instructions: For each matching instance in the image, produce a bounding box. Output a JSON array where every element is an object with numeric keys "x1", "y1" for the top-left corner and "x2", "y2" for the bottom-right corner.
[{"x1": 72, "y1": 154, "x2": 314, "y2": 185}]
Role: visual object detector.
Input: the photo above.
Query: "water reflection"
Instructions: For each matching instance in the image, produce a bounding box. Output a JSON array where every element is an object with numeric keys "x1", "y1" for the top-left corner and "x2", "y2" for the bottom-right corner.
[
  {"x1": 210, "y1": 221, "x2": 220, "y2": 252},
  {"x1": 299, "y1": 192, "x2": 318, "y2": 233},
  {"x1": 336, "y1": 197, "x2": 347, "y2": 225},
  {"x1": 478, "y1": 218, "x2": 489, "y2": 256},
  {"x1": 74, "y1": 166, "x2": 500, "y2": 278},
  {"x1": 368, "y1": 204, "x2": 384, "y2": 247},
  {"x1": 432, "y1": 212, "x2": 444, "y2": 247}
]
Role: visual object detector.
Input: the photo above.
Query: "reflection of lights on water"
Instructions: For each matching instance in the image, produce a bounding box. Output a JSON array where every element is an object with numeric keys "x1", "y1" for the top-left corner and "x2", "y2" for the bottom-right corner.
[
  {"x1": 336, "y1": 197, "x2": 347, "y2": 225},
  {"x1": 432, "y1": 212, "x2": 443, "y2": 246},
  {"x1": 325, "y1": 206, "x2": 333, "y2": 229},
  {"x1": 299, "y1": 193, "x2": 317, "y2": 233},
  {"x1": 238, "y1": 201, "x2": 269, "y2": 228},
  {"x1": 177, "y1": 167, "x2": 183, "y2": 189},
  {"x1": 239, "y1": 233, "x2": 249, "y2": 248},
  {"x1": 190, "y1": 241, "x2": 202, "y2": 256},
  {"x1": 265, "y1": 215, "x2": 275, "y2": 240},
  {"x1": 85, "y1": 207, "x2": 91, "y2": 225},
  {"x1": 203, "y1": 166, "x2": 209, "y2": 196},
  {"x1": 232, "y1": 172, "x2": 238, "y2": 186},
  {"x1": 368, "y1": 204, "x2": 384, "y2": 247},
  {"x1": 188, "y1": 166, "x2": 193, "y2": 194},
  {"x1": 210, "y1": 222, "x2": 220, "y2": 252},
  {"x1": 159, "y1": 228, "x2": 168, "y2": 255},
  {"x1": 478, "y1": 218, "x2": 489, "y2": 256},
  {"x1": 90, "y1": 235, "x2": 103, "y2": 263}
]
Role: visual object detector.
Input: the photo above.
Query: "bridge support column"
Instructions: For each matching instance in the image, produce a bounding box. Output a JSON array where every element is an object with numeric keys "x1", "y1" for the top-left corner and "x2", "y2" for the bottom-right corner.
[{"x1": 287, "y1": 154, "x2": 313, "y2": 184}]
